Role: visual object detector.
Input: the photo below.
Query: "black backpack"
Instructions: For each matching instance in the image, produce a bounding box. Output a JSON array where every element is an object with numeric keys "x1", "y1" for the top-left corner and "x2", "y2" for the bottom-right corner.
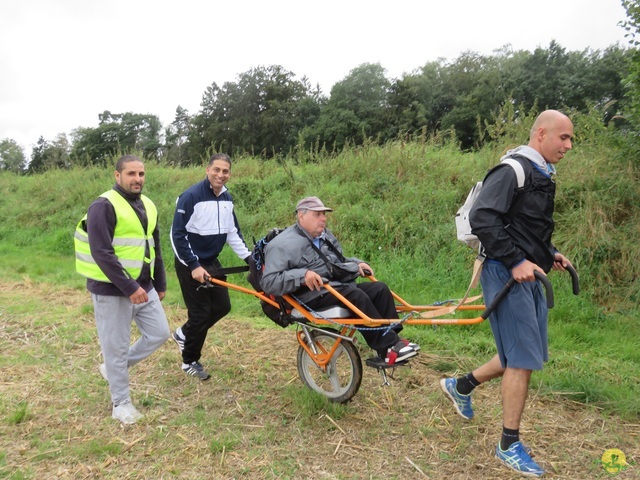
[
  {"x1": 247, "y1": 227, "x2": 284, "y2": 291},
  {"x1": 247, "y1": 228, "x2": 291, "y2": 328}
]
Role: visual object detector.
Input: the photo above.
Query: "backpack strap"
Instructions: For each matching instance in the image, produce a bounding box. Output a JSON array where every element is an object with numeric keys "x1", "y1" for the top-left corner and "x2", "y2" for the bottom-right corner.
[
  {"x1": 304, "y1": 237, "x2": 339, "y2": 276},
  {"x1": 500, "y1": 157, "x2": 526, "y2": 189},
  {"x1": 463, "y1": 254, "x2": 484, "y2": 299},
  {"x1": 218, "y1": 265, "x2": 250, "y2": 275},
  {"x1": 323, "y1": 237, "x2": 347, "y2": 263},
  {"x1": 295, "y1": 227, "x2": 347, "y2": 273},
  {"x1": 462, "y1": 157, "x2": 529, "y2": 302}
]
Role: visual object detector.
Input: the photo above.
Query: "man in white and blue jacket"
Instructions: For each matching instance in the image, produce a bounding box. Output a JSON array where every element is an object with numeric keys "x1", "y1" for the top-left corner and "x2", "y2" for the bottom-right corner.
[{"x1": 170, "y1": 153, "x2": 251, "y2": 380}]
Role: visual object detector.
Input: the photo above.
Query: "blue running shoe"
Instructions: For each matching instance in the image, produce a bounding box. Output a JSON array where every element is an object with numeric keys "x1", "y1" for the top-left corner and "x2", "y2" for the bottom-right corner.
[
  {"x1": 439, "y1": 377, "x2": 474, "y2": 420},
  {"x1": 495, "y1": 441, "x2": 545, "y2": 477}
]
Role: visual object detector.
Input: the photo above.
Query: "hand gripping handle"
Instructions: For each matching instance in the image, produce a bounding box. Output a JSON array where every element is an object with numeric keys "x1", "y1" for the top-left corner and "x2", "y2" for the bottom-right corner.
[{"x1": 481, "y1": 271, "x2": 554, "y2": 319}]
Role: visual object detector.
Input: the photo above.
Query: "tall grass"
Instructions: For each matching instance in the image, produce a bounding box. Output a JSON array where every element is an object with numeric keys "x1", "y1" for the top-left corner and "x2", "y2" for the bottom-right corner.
[{"x1": 0, "y1": 108, "x2": 638, "y2": 419}]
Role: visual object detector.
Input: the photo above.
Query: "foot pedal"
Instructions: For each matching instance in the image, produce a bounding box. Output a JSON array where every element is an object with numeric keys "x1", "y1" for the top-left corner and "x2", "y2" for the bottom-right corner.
[
  {"x1": 366, "y1": 356, "x2": 409, "y2": 369},
  {"x1": 366, "y1": 356, "x2": 409, "y2": 386}
]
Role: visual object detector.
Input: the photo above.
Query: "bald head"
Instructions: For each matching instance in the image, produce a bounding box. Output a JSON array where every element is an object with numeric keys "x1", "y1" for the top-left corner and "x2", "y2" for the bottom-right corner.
[{"x1": 528, "y1": 110, "x2": 574, "y2": 164}]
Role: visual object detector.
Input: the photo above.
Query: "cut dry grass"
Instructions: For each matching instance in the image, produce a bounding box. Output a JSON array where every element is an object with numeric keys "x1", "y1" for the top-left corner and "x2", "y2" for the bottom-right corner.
[{"x1": 0, "y1": 280, "x2": 638, "y2": 479}]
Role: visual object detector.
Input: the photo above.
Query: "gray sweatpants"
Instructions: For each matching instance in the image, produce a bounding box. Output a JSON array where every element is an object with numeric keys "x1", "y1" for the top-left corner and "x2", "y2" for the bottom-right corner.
[{"x1": 92, "y1": 289, "x2": 170, "y2": 406}]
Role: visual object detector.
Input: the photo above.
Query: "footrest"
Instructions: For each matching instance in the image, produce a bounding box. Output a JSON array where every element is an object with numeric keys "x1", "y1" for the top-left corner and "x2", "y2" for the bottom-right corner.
[{"x1": 366, "y1": 356, "x2": 409, "y2": 369}]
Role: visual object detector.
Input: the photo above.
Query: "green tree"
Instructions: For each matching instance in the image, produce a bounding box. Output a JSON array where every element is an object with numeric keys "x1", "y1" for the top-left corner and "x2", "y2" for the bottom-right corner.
[
  {"x1": 504, "y1": 41, "x2": 630, "y2": 115},
  {"x1": 386, "y1": 60, "x2": 450, "y2": 140},
  {"x1": 507, "y1": 41, "x2": 571, "y2": 110},
  {"x1": 29, "y1": 136, "x2": 48, "y2": 172},
  {"x1": 164, "y1": 106, "x2": 192, "y2": 166},
  {"x1": 70, "y1": 111, "x2": 162, "y2": 165},
  {"x1": 586, "y1": 45, "x2": 633, "y2": 122},
  {"x1": 29, "y1": 134, "x2": 70, "y2": 173},
  {"x1": 438, "y1": 51, "x2": 508, "y2": 149},
  {"x1": 387, "y1": 43, "x2": 631, "y2": 149},
  {"x1": 190, "y1": 65, "x2": 321, "y2": 157},
  {"x1": 620, "y1": 0, "x2": 640, "y2": 131},
  {"x1": 48, "y1": 134, "x2": 71, "y2": 169},
  {"x1": 0, "y1": 138, "x2": 26, "y2": 173},
  {"x1": 309, "y1": 63, "x2": 391, "y2": 151}
]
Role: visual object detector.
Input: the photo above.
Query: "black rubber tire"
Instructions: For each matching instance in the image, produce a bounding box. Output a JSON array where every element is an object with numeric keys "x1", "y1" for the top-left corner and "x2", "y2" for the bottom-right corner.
[{"x1": 296, "y1": 329, "x2": 363, "y2": 403}]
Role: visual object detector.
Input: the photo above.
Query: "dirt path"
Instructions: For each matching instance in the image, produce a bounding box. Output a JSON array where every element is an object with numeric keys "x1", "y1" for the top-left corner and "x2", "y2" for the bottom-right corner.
[{"x1": 0, "y1": 281, "x2": 637, "y2": 479}]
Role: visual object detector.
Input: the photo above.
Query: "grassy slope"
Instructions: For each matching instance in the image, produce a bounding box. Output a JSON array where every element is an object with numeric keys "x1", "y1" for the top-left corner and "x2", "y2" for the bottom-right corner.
[{"x1": 0, "y1": 131, "x2": 638, "y2": 419}]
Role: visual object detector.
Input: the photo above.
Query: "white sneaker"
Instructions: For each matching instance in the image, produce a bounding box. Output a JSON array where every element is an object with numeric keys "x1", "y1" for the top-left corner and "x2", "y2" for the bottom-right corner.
[
  {"x1": 98, "y1": 363, "x2": 108, "y2": 381},
  {"x1": 112, "y1": 402, "x2": 143, "y2": 424}
]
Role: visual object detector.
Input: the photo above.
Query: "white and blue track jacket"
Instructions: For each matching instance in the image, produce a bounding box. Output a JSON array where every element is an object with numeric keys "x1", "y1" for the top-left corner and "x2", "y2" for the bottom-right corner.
[{"x1": 170, "y1": 178, "x2": 251, "y2": 270}]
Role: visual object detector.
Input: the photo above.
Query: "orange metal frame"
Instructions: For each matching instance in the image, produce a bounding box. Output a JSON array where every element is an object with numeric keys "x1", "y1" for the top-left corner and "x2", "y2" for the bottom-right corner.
[
  {"x1": 201, "y1": 266, "x2": 575, "y2": 378},
  {"x1": 295, "y1": 326, "x2": 357, "y2": 369},
  {"x1": 202, "y1": 275, "x2": 487, "y2": 372},
  {"x1": 203, "y1": 275, "x2": 487, "y2": 327}
]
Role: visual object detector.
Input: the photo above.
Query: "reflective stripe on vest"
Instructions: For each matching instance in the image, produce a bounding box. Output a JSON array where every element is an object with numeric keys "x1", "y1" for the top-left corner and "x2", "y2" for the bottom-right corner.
[{"x1": 74, "y1": 189, "x2": 158, "y2": 282}]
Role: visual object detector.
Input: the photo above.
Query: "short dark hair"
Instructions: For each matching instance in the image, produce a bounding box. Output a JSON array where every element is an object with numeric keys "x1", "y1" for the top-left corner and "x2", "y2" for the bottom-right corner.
[
  {"x1": 208, "y1": 153, "x2": 231, "y2": 167},
  {"x1": 115, "y1": 155, "x2": 142, "y2": 172}
]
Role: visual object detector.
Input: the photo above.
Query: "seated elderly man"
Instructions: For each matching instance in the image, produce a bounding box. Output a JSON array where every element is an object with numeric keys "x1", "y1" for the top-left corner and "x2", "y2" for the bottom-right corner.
[{"x1": 260, "y1": 196, "x2": 419, "y2": 365}]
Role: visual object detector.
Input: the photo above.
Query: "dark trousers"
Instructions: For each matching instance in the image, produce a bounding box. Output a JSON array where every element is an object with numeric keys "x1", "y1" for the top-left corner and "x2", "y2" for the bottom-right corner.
[
  {"x1": 305, "y1": 281, "x2": 402, "y2": 356},
  {"x1": 175, "y1": 258, "x2": 231, "y2": 364}
]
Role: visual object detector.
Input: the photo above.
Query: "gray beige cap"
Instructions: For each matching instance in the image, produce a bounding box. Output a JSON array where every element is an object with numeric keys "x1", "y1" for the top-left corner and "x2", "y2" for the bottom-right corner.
[{"x1": 296, "y1": 196, "x2": 333, "y2": 212}]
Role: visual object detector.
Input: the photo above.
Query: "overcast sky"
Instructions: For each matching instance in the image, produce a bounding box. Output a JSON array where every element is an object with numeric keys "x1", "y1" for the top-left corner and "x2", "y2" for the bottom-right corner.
[{"x1": 0, "y1": 0, "x2": 631, "y2": 155}]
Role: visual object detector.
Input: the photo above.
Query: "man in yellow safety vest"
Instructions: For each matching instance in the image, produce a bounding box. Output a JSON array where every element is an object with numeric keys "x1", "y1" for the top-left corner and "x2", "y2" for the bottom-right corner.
[{"x1": 75, "y1": 154, "x2": 170, "y2": 424}]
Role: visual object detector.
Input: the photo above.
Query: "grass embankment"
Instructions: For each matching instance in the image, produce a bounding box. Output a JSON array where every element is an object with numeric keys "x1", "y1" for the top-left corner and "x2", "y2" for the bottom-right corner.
[{"x1": 0, "y1": 125, "x2": 638, "y2": 478}]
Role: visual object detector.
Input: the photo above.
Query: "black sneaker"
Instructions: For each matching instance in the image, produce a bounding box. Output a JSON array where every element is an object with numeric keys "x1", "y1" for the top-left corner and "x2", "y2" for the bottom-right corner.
[
  {"x1": 182, "y1": 361, "x2": 211, "y2": 380},
  {"x1": 385, "y1": 340, "x2": 418, "y2": 365},
  {"x1": 172, "y1": 329, "x2": 185, "y2": 353}
]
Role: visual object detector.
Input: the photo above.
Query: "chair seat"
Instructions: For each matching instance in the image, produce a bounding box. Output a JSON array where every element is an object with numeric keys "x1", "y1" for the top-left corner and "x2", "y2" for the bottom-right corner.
[{"x1": 290, "y1": 306, "x2": 351, "y2": 319}]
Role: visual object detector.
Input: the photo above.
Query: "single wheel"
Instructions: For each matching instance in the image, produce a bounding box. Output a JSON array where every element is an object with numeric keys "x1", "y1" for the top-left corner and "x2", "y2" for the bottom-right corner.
[{"x1": 296, "y1": 328, "x2": 363, "y2": 403}]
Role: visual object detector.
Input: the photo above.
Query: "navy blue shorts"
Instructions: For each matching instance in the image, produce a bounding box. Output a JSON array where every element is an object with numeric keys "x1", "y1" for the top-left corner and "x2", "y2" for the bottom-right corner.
[{"x1": 480, "y1": 260, "x2": 549, "y2": 370}]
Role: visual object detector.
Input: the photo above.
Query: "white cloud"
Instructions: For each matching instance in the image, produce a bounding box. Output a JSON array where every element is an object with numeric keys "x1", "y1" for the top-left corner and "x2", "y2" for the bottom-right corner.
[{"x1": 0, "y1": 0, "x2": 630, "y2": 156}]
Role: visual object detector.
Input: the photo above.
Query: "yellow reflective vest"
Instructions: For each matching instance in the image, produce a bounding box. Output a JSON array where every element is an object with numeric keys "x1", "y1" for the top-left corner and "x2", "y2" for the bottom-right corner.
[{"x1": 74, "y1": 189, "x2": 158, "y2": 282}]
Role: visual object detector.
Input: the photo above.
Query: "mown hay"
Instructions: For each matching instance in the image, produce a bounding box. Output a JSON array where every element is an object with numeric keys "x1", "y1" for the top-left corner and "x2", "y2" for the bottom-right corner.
[{"x1": 0, "y1": 281, "x2": 637, "y2": 479}]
